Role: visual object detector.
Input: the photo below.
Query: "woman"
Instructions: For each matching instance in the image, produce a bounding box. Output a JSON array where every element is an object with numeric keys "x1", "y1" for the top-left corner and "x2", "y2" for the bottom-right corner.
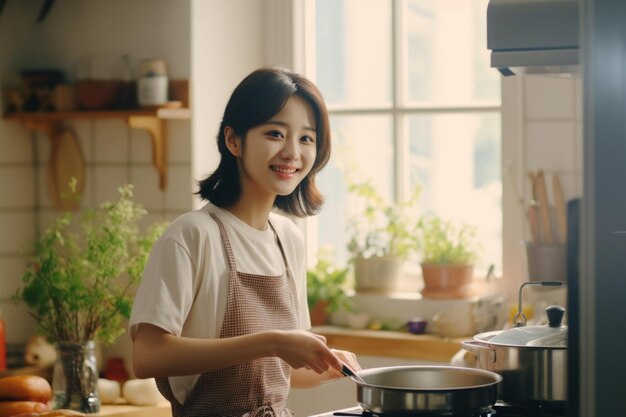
[{"x1": 130, "y1": 67, "x2": 360, "y2": 417}]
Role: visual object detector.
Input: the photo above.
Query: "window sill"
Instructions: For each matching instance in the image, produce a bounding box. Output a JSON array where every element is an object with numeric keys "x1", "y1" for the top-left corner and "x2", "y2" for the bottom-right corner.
[{"x1": 312, "y1": 326, "x2": 465, "y2": 363}]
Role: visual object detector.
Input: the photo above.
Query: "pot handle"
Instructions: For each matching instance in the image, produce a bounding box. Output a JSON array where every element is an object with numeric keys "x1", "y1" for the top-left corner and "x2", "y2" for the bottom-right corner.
[{"x1": 461, "y1": 340, "x2": 497, "y2": 363}]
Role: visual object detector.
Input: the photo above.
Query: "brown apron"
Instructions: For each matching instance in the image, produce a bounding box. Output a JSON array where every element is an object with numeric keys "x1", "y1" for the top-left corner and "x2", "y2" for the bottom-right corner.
[{"x1": 156, "y1": 213, "x2": 299, "y2": 417}]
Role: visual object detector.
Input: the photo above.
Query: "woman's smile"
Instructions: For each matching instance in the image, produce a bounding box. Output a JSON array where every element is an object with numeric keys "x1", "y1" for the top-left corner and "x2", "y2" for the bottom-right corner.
[{"x1": 271, "y1": 164, "x2": 300, "y2": 178}]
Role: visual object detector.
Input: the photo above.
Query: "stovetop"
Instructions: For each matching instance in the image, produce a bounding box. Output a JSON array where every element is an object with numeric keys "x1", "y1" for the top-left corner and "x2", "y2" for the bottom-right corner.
[{"x1": 310, "y1": 401, "x2": 567, "y2": 417}]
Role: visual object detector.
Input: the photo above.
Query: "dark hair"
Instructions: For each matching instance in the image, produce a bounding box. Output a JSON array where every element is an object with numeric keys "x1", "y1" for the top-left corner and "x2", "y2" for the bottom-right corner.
[{"x1": 197, "y1": 66, "x2": 331, "y2": 217}]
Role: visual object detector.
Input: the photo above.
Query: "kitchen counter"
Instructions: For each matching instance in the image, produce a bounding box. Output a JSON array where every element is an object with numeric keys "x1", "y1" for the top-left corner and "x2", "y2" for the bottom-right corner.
[
  {"x1": 97, "y1": 403, "x2": 171, "y2": 417},
  {"x1": 312, "y1": 326, "x2": 464, "y2": 363}
]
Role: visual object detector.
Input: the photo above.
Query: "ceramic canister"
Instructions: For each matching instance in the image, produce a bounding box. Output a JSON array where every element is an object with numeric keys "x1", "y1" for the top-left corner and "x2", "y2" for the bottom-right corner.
[
  {"x1": 137, "y1": 59, "x2": 168, "y2": 107},
  {"x1": 137, "y1": 75, "x2": 168, "y2": 106}
]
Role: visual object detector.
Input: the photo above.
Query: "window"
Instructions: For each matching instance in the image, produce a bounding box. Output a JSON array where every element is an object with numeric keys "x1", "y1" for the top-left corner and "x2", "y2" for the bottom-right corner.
[{"x1": 308, "y1": 0, "x2": 502, "y2": 281}]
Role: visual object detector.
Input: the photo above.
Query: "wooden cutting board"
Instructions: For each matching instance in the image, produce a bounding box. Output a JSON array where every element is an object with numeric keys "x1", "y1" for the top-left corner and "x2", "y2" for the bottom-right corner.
[
  {"x1": 47, "y1": 126, "x2": 85, "y2": 210},
  {"x1": 552, "y1": 174, "x2": 567, "y2": 243},
  {"x1": 535, "y1": 170, "x2": 554, "y2": 243}
]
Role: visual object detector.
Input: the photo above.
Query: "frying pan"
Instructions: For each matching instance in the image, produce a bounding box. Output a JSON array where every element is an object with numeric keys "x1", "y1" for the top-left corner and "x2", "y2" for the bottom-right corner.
[{"x1": 349, "y1": 366, "x2": 501, "y2": 416}]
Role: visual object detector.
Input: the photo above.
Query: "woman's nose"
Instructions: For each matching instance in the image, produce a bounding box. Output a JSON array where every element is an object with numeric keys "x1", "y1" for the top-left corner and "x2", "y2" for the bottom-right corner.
[{"x1": 280, "y1": 137, "x2": 300, "y2": 160}]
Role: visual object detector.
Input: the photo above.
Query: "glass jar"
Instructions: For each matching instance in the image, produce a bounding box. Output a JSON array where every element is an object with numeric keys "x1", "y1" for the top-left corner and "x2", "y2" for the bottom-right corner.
[{"x1": 52, "y1": 341, "x2": 100, "y2": 413}]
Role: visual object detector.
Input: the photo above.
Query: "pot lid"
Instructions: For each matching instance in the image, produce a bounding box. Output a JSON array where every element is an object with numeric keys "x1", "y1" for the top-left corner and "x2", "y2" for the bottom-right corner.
[{"x1": 488, "y1": 305, "x2": 567, "y2": 348}]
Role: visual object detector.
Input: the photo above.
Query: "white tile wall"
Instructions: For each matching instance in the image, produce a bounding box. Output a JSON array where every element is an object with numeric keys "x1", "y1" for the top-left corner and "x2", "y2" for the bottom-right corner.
[
  {"x1": 93, "y1": 165, "x2": 130, "y2": 203},
  {"x1": 165, "y1": 165, "x2": 194, "y2": 211},
  {"x1": 130, "y1": 165, "x2": 164, "y2": 210},
  {"x1": 522, "y1": 76, "x2": 582, "y2": 202},
  {"x1": 168, "y1": 120, "x2": 193, "y2": 164},
  {"x1": 0, "y1": 212, "x2": 35, "y2": 254},
  {"x1": 525, "y1": 121, "x2": 576, "y2": 171},
  {"x1": 1, "y1": 302, "x2": 37, "y2": 343},
  {"x1": 0, "y1": 166, "x2": 34, "y2": 208},
  {"x1": 0, "y1": 124, "x2": 31, "y2": 163},
  {"x1": 0, "y1": 116, "x2": 193, "y2": 344},
  {"x1": 0, "y1": 257, "x2": 28, "y2": 299},
  {"x1": 129, "y1": 128, "x2": 153, "y2": 164},
  {"x1": 69, "y1": 121, "x2": 94, "y2": 164},
  {"x1": 503, "y1": 76, "x2": 583, "y2": 303},
  {"x1": 93, "y1": 120, "x2": 130, "y2": 163},
  {"x1": 524, "y1": 77, "x2": 575, "y2": 120}
]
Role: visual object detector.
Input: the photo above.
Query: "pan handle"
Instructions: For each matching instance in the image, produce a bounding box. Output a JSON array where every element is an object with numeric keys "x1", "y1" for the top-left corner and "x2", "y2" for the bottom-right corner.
[
  {"x1": 461, "y1": 340, "x2": 497, "y2": 364},
  {"x1": 341, "y1": 363, "x2": 366, "y2": 384}
]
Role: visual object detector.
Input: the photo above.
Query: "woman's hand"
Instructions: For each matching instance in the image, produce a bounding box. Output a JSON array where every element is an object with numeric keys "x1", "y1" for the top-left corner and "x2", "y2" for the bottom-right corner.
[
  {"x1": 274, "y1": 330, "x2": 342, "y2": 374},
  {"x1": 334, "y1": 349, "x2": 362, "y2": 374},
  {"x1": 284, "y1": 331, "x2": 363, "y2": 388}
]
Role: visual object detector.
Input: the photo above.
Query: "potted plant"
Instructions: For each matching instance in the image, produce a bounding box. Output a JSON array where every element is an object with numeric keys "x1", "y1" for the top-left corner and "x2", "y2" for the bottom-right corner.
[
  {"x1": 346, "y1": 181, "x2": 421, "y2": 293},
  {"x1": 14, "y1": 181, "x2": 165, "y2": 413},
  {"x1": 307, "y1": 248, "x2": 351, "y2": 326},
  {"x1": 416, "y1": 215, "x2": 480, "y2": 299}
]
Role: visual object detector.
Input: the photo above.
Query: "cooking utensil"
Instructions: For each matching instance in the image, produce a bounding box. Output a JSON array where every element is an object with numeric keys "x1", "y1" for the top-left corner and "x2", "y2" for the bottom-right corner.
[
  {"x1": 462, "y1": 281, "x2": 568, "y2": 405},
  {"x1": 525, "y1": 243, "x2": 566, "y2": 282},
  {"x1": 47, "y1": 126, "x2": 85, "y2": 210},
  {"x1": 535, "y1": 170, "x2": 554, "y2": 243},
  {"x1": 527, "y1": 171, "x2": 541, "y2": 244},
  {"x1": 553, "y1": 174, "x2": 567, "y2": 243},
  {"x1": 527, "y1": 204, "x2": 540, "y2": 244},
  {"x1": 349, "y1": 366, "x2": 501, "y2": 416}
]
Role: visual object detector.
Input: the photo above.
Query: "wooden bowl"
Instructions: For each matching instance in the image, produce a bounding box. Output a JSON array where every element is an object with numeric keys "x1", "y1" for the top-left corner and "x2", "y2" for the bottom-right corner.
[{"x1": 75, "y1": 79, "x2": 123, "y2": 110}]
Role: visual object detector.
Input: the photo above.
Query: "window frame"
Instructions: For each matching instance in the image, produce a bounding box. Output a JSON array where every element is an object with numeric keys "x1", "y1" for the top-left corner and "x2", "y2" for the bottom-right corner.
[{"x1": 299, "y1": 0, "x2": 504, "y2": 281}]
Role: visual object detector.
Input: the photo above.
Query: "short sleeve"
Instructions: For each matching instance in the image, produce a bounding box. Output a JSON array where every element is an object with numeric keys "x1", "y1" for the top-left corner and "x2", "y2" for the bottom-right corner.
[{"x1": 129, "y1": 237, "x2": 196, "y2": 339}]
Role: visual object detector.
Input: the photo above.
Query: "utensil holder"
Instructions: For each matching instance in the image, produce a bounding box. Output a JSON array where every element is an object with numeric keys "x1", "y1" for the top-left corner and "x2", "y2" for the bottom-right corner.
[{"x1": 525, "y1": 243, "x2": 566, "y2": 282}]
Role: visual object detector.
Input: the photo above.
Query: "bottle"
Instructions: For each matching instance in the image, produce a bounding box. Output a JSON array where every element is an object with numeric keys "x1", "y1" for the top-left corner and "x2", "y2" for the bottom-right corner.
[{"x1": 0, "y1": 306, "x2": 6, "y2": 371}]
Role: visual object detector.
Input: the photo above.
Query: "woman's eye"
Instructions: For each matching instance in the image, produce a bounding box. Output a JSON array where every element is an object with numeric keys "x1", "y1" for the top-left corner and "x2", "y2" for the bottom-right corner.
[
  {"x1": 301, "y1": 135, "x2": 315, "y2": 144},
  {"x1": 267, "y1": 130, "x2": 284, "y2": 139}
]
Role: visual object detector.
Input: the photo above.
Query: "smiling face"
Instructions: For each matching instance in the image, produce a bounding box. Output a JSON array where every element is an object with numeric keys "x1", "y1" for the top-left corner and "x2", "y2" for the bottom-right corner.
[{"x1": 225, "y1": 95, "x2": 318, "y2": 204}]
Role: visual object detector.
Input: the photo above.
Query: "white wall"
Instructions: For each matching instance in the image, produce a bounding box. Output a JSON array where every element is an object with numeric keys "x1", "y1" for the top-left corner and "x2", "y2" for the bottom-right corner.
[
  {"x1": 0, "y1": 0, "x2": 194, "y2": 368},
  {"x1": 502, "y1": 75, "x2": 583, "y2": 307}
]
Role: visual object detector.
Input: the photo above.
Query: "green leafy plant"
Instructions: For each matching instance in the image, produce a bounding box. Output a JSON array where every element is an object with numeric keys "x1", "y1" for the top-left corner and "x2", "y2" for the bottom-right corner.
[
  {"x1": 15, "y1": 182, "x2": 166, "y2": 345},
  {"x1": 307, "y1": 248, "x2": 352, "y2": 314},
  {"x1": 346, "y1": 180, "x2": 421, "y2": 260},
  {"x1": 417, "y1": 216, "x2": 479, "y2": 265}
]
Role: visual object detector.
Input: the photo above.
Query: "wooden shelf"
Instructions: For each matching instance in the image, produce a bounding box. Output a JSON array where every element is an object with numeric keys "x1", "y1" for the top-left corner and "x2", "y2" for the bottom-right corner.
[
  {"x1": 3, "y1": 108, "x2": 191, "y2": 122},
  {"x1": 313, "y1": 326, "x2": 464, "y2": 363},
  {"x1": 3, "y1": 108, "x2": 191, "y2": 190}
]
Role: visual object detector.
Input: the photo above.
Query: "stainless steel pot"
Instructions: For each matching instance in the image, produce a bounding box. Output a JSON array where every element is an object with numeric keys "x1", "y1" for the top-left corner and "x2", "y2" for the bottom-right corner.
[
  {"x1": 350, "y1": 366, "x2": 502, "y2": 416},
  {"x1": 462, "y1": 304, "x2": 568, "y2": 405}
]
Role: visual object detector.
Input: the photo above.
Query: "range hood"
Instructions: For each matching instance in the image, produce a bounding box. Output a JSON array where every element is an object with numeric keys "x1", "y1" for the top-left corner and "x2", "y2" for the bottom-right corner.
[{"x1": 487, "y1": 0, "x2": 579, "y2": 76}]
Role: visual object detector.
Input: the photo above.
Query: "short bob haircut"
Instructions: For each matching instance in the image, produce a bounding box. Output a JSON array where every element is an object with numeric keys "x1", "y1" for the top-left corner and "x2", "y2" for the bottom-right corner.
[{"x1": 197, "y1": 66, "x2": 331, "y2": 217}]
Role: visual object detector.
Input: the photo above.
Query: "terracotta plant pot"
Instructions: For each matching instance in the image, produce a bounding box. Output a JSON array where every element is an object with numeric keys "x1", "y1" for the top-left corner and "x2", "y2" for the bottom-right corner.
[
  {"x1": 309, "y1": 301, "x2": 328, "y2": 326},
  {"x1": 421, "y1": 263, "x2": 475, "y2": 299}
]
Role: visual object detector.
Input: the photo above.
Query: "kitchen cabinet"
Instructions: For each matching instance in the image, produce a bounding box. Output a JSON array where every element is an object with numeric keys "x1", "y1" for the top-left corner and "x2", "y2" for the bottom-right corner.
[{"x1": 3, "y1": 108, "x2": 191, "y2": 191}]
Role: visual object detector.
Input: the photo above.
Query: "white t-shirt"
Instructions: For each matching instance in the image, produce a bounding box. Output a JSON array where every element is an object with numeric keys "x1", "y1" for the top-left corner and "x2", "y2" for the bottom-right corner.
[{"x1": 129, "y1": 202, "x2": 311, "y2": 405}]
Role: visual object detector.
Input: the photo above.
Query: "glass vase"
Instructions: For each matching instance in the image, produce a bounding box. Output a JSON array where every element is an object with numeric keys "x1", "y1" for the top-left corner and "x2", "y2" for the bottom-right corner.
[{"x1": 52, "y1": 341, "x2": 100, "y2": 413}]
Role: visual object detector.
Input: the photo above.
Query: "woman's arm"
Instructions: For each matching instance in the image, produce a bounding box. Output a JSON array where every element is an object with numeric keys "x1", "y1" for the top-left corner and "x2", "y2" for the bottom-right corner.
[{"x1": 132, "y1": 324, "x2": 343, "y2": 379}]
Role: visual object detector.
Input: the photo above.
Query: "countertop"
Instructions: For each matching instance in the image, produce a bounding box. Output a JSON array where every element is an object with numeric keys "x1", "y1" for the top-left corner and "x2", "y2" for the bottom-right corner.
[
  {"x1": 312, "y1": 326, "x2": 465, "y2": 363},
  {"x1": 97, "y1": 403, "x2": 171, "y2": 417}
]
